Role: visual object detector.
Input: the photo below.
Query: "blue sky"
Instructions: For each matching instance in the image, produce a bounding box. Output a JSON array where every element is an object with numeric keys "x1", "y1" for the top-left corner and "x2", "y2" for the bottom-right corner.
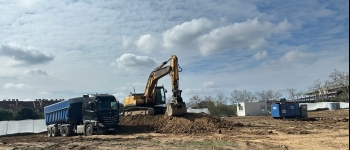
[{"x1": 0, "y1": 0, "x2": 348, "y2": 102}]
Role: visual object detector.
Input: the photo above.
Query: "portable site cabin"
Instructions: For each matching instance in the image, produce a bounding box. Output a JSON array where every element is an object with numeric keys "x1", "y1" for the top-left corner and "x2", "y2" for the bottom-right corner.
[{"x1": 237, "y1": 102, "x2": 268, "y2": 116}]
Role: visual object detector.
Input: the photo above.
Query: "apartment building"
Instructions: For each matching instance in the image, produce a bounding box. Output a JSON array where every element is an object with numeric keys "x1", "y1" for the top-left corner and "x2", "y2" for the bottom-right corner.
[{"x1": 0, "y1": 99, "x2": 64, "y2": 113}]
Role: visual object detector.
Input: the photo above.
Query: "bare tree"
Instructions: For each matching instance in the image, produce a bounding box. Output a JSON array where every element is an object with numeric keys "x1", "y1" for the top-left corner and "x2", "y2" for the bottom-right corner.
[
  {"x1": 216, "y1": 93, "x2": 226, "y2": 106},
  {"x1": 255, "y1": 90, "x2": 275, "y2": 102},
  {"x1": 286, "y1": 88, "x2": 297, "y2": 102},
  {"x1": 329, "y1": 69, "x2": 349, "y2": 101},
  {"x1": 323, "y1": 80, "x2": 332, "y2": 99},
  {"x1": 296, "y1": 91, "x2": 302, "y2": 102},
  {"x1": 230, "y1": 90, "x2": 256, "y2": 103},
  {"x1": 230, "y1": 90, "x2": 242, "y2": 104},
  {"x1": 203, "y1": 95, "x2": 214, "y2": 102},
  {"x1": 273, "y1": 91, "x2": 282, "y2": 101},
  {"x1": 216, "y1": 93, "x2": 230, "y2": 115},
  {"x1": 242, "y1": 90, "x2": 256, "y2": 102},
  {"x1": 309, "y1": 79, "x2": 324, "y2": 101},
  {"x1": 188, "y1": 95, "x2": 202, "y2": 108}
]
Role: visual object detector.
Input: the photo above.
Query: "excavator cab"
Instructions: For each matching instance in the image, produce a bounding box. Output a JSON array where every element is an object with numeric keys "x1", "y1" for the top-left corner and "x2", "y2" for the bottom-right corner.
[{"x1": 154, "y1": 86, "x2": 166, "y2": 105}]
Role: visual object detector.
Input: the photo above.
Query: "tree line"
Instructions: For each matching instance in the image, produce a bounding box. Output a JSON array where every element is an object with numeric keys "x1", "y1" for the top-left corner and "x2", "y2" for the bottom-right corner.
[
  {"x1": 307, "y1": 69, "x2": 349, "y2": 102},
  {"x1": 185, "y1": 89, "x2": 283, "y2": 117},
  {"x1": 286, "y1": 69, "x2": 349, "y2": 102},
  {"x1": 185, "y1": 69, "x2": 349, "y2": 117},
  {"x1": 0, "y1": 108, "x2": 44, "y2": 121}
]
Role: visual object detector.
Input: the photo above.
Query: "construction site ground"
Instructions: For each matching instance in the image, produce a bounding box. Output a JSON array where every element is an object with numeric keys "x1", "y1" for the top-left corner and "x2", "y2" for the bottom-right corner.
[{"x1": 0, "y1": 109, "x2": 348, "y2": 150}]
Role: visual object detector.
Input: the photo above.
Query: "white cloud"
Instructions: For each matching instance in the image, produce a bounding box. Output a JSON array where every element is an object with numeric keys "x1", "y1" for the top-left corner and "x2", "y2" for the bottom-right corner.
[
  {"x1": 274, "y1": 18, "x2": 293, "y2": 33},
  {"x1": 203, "y1": 82, "x2": 215, "y2": 88},
  {"x1": 197, "y1": 18, "x2": 292, "y2": 55},
  {"x1": 0, "y1": 43, "x2": 54, "y2": 66},
  {"x1": 183, "y1": 88, "x2": 224, "y2": 96},
  {"x1": 112, "y1": 92, "x2": 126, "y2": 101},
  {"x1": 122, "y1": 35, "x2": 133, "y2": 48},
  {"x1": 115, "y1": 53, "x2": 157, "y2": 72},
  {"x1": 135, "y1": 34, "x2": 158, "y2": 53},
  {"x1": 38, "y1": 92, "x2": 49, "y2": 95},
  {"x1": 126, "y1": 82, "x2": 144, "y2": 88},
  {"x1": 0, "y1": 0, "x2": 347, "y2": 102},
  {"x1": 280, "y1": 50, "x2": 317, "y2": 64},
  {"x1": 183, "y1": 81, "x2": 223, "y2": 97},
  {"x1": 162, "y1": 18, "x2": 213, "y2": 49},
  {"x1": 3, "y1": 83, "x2": 27, "y2": 89},
  {"x1": 253, "y1": 51, "x2": 268, "y2": 61},
  {"x1": 26, "y1": 69, "x2": 48, "y2": 76}
]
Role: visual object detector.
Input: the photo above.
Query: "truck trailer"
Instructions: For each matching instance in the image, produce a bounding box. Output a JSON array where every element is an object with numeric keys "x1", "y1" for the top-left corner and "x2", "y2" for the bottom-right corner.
[{"x1": 44, "y1": 94, "x2": 120, "y2": 137}]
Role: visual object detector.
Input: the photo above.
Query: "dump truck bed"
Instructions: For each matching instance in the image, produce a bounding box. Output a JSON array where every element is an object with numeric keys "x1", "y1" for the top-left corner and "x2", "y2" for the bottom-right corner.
[{"x1": 44, "y1": 97, "x2": 83, "y2": 125}]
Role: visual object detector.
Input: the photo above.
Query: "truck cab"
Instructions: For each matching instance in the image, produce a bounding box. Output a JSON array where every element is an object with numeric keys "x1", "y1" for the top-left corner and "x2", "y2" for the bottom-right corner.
[{"x1": 81, "y1": 94, "x2": 120, "y2": 135}]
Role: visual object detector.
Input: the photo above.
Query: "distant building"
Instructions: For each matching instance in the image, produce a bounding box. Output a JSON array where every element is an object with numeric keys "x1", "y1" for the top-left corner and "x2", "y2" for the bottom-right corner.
[
  {"x1": 0, "y1": 99, "x2": 64, "y2": 113},
  {"x1": 297, "y1": 85, "x2": 347, "y2": 102},
  {"x1": 237, "y1": 102, "x2": 268, "y2": 116}
]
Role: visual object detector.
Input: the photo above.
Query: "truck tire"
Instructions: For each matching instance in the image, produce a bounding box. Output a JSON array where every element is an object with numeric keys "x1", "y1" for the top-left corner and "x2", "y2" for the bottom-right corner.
[
  {"x1": 52, "y1": 128, "x2": 58, "y2": 137},
  {"x1": 85, "y1": 124, "x2": 93, "y2": 136},
  {"x1": 60, "y1": 126, "x2": 69, "y2": 137},
  {"x1": 47, "y1": 128, "x2": 51, "y2": 137}
]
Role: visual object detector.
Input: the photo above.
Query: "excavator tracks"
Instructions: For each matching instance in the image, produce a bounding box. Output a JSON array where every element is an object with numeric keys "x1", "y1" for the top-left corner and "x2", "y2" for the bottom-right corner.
[
  {"x1": 123, "y1": 103, "x2": 187, "y2": 117},
  {"x1": 123, "y1": 107, "x2": 155, "y2": 116}
]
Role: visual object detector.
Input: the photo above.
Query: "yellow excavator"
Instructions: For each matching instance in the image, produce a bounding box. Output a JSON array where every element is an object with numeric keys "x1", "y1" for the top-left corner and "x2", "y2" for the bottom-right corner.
[{"x1": 123, "y1": 55, "x2": 187, "y2": 116}]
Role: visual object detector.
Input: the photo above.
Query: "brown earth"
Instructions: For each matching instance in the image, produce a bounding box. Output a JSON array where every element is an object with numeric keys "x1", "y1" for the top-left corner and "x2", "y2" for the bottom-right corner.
[
  {"x1": 0, "y1": 109, "x2": 348, "y2": 150},
  {"x1": 119, "y1": 113, "x2": 239, "y2": 134}
]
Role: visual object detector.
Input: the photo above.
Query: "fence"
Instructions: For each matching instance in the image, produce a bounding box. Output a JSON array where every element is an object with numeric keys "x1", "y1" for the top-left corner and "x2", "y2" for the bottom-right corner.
[
  {"x1": 299, "y1": 102, "x2": 349, "y2": 111},
  {"x1": 0, "y1": 119, "x2": 46, "y2": 136}
]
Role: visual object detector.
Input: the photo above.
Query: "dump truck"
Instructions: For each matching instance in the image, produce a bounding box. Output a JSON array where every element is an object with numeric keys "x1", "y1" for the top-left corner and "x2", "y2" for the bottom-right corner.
[
  {"x1": 123, "y1": 55, "x2": 187, "y2": 116},
  {"x1": 44, "y1": 94, "x2": 120, "y2": 137}
]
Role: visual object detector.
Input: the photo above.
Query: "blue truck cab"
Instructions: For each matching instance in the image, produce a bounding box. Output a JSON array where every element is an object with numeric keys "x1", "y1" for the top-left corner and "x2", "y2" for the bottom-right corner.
[{"x1": 44, "y1": 94, "x2": 119, "y2": 137}]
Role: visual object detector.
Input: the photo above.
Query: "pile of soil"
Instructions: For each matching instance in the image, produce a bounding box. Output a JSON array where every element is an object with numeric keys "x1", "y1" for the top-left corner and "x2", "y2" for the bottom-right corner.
[{"x1": 118, "y1": 113, "x2": 239, "y2": 134}]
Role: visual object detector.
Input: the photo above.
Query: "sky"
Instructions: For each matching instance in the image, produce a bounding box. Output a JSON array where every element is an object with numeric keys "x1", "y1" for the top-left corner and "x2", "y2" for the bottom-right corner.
[{"x1": 0, "y1": 0, "x2": 349, "y2": 103}]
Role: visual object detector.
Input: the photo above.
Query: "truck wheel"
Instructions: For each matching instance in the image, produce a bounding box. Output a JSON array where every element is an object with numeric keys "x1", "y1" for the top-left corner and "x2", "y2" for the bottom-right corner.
[
  {"x1": 47, "y1": 128, "x2": 52, "y2": 137},
  {"x1": 85, "y1": 124, "x2": 93, "y2": 136},
  {"x1": 60, "y1": 126, "x2": 69, "y2": 137},
  {"x1": 52, "y1": 128, "x2": 58, "y2": 137}
]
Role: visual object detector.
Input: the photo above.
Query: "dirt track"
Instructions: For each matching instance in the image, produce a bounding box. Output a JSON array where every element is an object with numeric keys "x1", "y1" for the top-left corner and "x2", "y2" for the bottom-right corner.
[{"x1": 0, "y1": 109, "x2": 348, "y2": 150}]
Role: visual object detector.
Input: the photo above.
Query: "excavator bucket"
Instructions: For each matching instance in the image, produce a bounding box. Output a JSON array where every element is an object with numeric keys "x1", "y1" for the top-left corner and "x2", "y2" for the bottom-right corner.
[{"x1": 165, "y1": 102, "x2": 187, "y2": 116}]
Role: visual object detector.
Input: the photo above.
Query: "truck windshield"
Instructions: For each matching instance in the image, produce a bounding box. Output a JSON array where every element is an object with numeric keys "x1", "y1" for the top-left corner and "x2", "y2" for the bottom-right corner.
[{"x1": 99, "y1": 101, "x2": 118, "y2": 110}]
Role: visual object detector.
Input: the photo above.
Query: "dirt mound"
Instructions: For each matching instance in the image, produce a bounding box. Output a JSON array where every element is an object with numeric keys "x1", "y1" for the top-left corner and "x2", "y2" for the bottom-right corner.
[{"x1": 118, "y1": 113, "x2": 237, "y2": 134}]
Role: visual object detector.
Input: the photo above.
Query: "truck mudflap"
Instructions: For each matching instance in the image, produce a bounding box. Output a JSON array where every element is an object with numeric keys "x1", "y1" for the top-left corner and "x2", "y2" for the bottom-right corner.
[{"x1": 165, "y1": 102, "x2": 187, "y2": 116}]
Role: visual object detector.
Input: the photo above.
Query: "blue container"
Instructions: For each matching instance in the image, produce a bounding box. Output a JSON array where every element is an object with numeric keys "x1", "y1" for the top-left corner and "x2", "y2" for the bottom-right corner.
[
  {"x1": 44, "y1": 97, "x2": 83, "y2": 125},
  {"x1": 271, "y1": 103, "x2": 301, "y2": 118}
]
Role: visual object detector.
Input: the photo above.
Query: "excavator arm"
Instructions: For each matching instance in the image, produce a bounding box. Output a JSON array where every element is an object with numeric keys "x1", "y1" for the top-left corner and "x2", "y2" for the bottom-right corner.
[
  {"x1": 143, "y1": 66, "x2": 171, "y2": 104},
  {"x1": 169, "y1": 55, "x2": 183, "y2": 105}
]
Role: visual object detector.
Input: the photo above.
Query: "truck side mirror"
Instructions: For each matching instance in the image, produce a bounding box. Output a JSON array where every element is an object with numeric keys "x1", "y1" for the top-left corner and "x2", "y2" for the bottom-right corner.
[{"x1": 164, "y1": 89, "x2": 167, "y2": 93}]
